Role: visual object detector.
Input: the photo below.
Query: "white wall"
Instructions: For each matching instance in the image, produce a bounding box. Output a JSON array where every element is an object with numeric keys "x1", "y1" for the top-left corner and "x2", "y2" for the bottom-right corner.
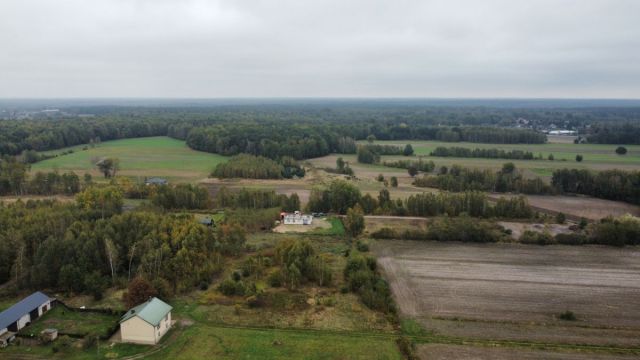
[
  {"x1": 17, "y1": 314, "x2": 30, "y2": 330},
  {"x1": 121, "y1": 312, "x2": 172, "y2": 345}
]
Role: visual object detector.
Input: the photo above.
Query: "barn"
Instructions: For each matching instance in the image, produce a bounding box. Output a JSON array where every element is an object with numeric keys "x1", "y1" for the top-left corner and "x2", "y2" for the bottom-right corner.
[
  {"x1": 119, "y1": 297, "x2": 172, "y2": 345},
  {"x1": 0, "y1": 292, "x2": 54, "y2": 336}
]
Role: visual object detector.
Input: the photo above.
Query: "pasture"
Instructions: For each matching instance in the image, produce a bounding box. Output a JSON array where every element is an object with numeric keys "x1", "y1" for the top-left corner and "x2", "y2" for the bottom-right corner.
[
  {"x1": 31, "y1": 137, "x2": 228, "y2": 183},
  {"x1": 146, "y1": 324, "x2": 403, "y2": 360},
  {"x1": 361, "y1": 140, "x2": 640, "y2": 177},
  {"x1": 373, "y1": 240, "x2": 640, "y2": 353}
]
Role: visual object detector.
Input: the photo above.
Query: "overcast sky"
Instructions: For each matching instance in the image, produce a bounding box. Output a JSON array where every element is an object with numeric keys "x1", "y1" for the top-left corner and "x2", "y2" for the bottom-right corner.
[{"x1": 1, "y1": 0, "x2": 639, "y2": 98}]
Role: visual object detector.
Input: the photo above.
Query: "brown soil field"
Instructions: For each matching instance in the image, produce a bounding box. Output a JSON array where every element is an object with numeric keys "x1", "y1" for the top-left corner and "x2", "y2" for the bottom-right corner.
[
  {"x1": 493, "y1": 194, "x2": 640, "y2": 220},
  {"x1": 418, "y1": 344, "x2": 639, "y2": 360},
  {"x1": 373, "y1": 241, "x2": 640, "y2": 348}
]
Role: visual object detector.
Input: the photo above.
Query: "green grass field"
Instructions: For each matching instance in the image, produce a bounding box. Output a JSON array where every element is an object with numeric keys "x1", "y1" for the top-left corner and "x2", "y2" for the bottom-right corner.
[
  {"x1": 18, "y1": 306, "x2": 118, "y2": 337},
  {"x1": 146, "y1": 324, "x2": 403, "y2": 360},
  {"x1": 31, "y1": 137, "x2": 228, "y2": 183},
  {"x1": 361, "y1": 140, "x2": 640, "y2": 177}
]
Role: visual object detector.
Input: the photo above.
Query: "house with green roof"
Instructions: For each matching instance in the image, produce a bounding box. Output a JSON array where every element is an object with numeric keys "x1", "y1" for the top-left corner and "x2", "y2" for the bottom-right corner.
[{"x1": 119, "y1": 297, "x2": 172, "y2": 345}]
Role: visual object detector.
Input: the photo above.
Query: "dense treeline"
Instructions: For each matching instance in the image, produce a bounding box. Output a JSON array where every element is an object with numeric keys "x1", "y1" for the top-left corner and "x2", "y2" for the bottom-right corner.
[
  {"x1": 586, "y1": 123, "x2": 640, "y2": 144},
  {"x1": 212, "y1": 154, "x2": 304, "y2": 179},
  {"x1": 0, "y1": 157, "x2": 83, "y2": 196},
  {"x1": 215, "y1": 187, "x2": 300, "y2": 212},
  {"x1": 0, "y1": 196, "x2": 238, "y2": 296},
  {"x1": 8, "y1": 103, "x2": 640, "y2": 160},
  {"x1": 307, "y1": 180, "x2": 533, "y2": 219},
  {"x1": 371, "y1": 216, "x2": 508, "y2": 243},
  {"x1": 430, "y1": 146, "x2": 535, "y2": 160},
  {"x1": 404, "y1": 191, "x2": 533, "y2": 218},
  {"x1": 552, "y1": 168, "x2": 640, "y2": 205},
  {"x1": 414, "y1": 163, "x2": 554, "y2": 195},
  {"x1": 0, "y1": 117, "x2": 168, "y2": 156},
  {"x1": 151, "y1": 184, "x2": 210, "y2": 210},
  {"x1": 382, "y1": 158, "x2": 436, "y2": 172},
  {"x1": 360, "y1": 144, "x2": 405, "y2": 156}
]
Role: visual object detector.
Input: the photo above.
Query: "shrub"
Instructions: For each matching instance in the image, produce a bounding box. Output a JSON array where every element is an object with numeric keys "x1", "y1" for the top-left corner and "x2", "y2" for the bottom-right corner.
[
  {"x1": 519, "y1": 230, "x2": 555, "y2": 245},
  {"x1": 559, "y1": 310, "x2": 577, "y2": 321},
  {"x1": 556, "y1": 212, "x2": 566, "y2": 224},
  {"x1": 555, "y1": 233, "x2": 587, "y2": 245},
  {"x1": 218, "y1": 278, "x2": 246, "y2": 296},
  {"x1": 575, "y1": 154, "x2": 583, "y2": 162},
  {"x1": 616, "y1": 146, "x2": 628, "y2": 155},
  {"x1": 396, "y1": 336, "x2": 419, "y2": 360}
]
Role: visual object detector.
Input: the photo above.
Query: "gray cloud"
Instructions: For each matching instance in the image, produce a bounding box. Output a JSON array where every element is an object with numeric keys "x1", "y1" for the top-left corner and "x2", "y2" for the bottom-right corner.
[{"x1": 1, "y1": 0, "x2": 639, "y2": 98}]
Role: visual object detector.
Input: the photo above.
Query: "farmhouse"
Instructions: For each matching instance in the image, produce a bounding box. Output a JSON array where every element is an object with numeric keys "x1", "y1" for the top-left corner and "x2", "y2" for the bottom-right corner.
[
  {"x1": 281, "y1": 211, "x2": 313, "y2": 225},
  {"x1": 0, "y1": 292, "x2": 54, "y2": 336},
  {"x1": 119, "y1": 297, "x2": 172, "y2": 345}
]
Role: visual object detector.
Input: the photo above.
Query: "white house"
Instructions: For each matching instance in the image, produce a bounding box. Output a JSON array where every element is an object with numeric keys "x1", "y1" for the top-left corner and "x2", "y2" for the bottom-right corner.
[
  {"x1": 120, "y1": 297, "x2": 172, "y2": 345},
  {"x1": 0, "y1": 291, "x2": 53, "y2": 336},
  {"x1": 282, "y1": 211, "x2": 313, "y2": 225}
]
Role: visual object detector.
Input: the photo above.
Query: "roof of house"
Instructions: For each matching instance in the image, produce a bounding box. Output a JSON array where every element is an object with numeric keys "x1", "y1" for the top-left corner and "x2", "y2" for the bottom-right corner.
[
  {"x1": 0, "y1": 292, "x2": 51, "y2": 330},
  {"x1": 120, "y1": 297, "x2": 172, "y2": 327}
]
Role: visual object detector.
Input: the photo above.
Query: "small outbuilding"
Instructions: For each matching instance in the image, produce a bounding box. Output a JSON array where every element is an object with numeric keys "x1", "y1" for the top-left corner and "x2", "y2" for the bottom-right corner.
[
  {"x1": 145, "y1": 177, "x2": 168, "y2": 186},
  {"x1": 198, "y1": 217, "x2": 214, "y2": 227},
  {"x1": 0, "y1": 291, "x2": 53, "y2": 336},
  {"x1": 40, "y1": 328, "x2": 58, "y2": 343},
  {"x1": 119, "y1": 297, "x2": 172, "y2": 345}
]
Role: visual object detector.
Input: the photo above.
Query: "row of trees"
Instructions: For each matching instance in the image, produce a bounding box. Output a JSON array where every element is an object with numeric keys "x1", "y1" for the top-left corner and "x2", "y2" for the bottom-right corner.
[
  {"x1": 356, "y1": 144, "x2": 413, "y2": 164},
  {"x1": 382, "y1": 158, "x2": 436, "y2": 173},
  {"x1": 552, "y1": 168, "x2": 640, "y2": 205},
  {"x1": 212, "y1": 154, "x2": 304, "y2": 179},
  {"x1": 409, "y1": 163, "x2": 640, "y2": 205},
  {"x1": 371, "y1": 216, "x2": 509, "y2": 243},
  {"x1": 413, "y1": 163, "x2": 554, "y2": 195},
  {"x1": 307, "y1": 180, "x2": 534, "y2": 219},
  {"x1": 430, "y1": 146, "x2": 536, "y2": 160},
  {"x1": 0, "y1": 157, "x2": 86, "y2": 196},
  {"x1": 215, "y1": 187, "x2": 300, "y2": 211}
]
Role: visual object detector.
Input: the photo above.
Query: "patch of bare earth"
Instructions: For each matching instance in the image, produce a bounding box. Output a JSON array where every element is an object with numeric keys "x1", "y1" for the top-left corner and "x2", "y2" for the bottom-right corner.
[
  {"x1": 272, "y1": 218, "x2": 331, "y2": 233},
  {"x1": 373, "y1": 241, "x2": 640, "y2": 348},
  {"x1": 498, "y1": 221, "x2": 573, "y2": 239},
  {"x1": 417, "y1": 344, "x2": 639, "y2": 360}
]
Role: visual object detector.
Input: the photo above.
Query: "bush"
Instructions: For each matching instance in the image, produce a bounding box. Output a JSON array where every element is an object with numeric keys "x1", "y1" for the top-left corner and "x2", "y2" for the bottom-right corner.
[
  {"x1": 559, "y1": 310, "x2": 577, "y2": 321},
  {"x1": 218, "y1": 278, "x2": 246, "y2": 296},
  {"x1": 519, "y1": 230, "x2": 555, "y2": 245},
  {"x1": 268, "y1": 270, "x2": 283, "y2": 288},
  {"x1": 576, "y1": 154, "x2": 583, "y2": 162},
  {"x1": 556, "y1": 212, "x2": 566, "y2": 224},
  {"x1": 396, "y1": 336, "x2": 419, "y2": 360},
  {"x1": 356, "y1": 240, "x2": 369, "y2": 252},
  {"x1": 616, "y1": 146, "x2": 628, "y2": 155},
  {"x1": 555, "y1": 233, "x2": 588, "y2": 245}
]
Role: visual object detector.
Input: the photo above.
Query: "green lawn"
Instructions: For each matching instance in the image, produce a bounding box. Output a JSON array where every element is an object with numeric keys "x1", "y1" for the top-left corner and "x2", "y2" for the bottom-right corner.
[
  {"x1": 146, "y1": 324, "x2": 403, "y2": 360},
  {"x1": 361, "y1": 140, "x2": 640, "y2": 177},
  {"x1": 18, "y1": 306, "x2": 119, "y2": 337},
  {"x1": 31, "y1": 137, "x2": 228, "y2": 183}
]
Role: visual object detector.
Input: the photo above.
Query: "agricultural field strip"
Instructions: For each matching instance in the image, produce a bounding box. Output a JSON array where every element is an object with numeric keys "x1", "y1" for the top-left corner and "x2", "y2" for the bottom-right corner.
[
  {"x1": 170, "y1": 321, "x2": 640, "y2": 355},
  {"x1": 393, "y1": 258, "x2": 640, "y2": 289}
]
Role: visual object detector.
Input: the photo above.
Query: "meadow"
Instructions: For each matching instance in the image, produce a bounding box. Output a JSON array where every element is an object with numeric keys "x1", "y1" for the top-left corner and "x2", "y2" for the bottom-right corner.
[
  {"x1": 31, "y1": 137, "x2": 228, "y2": 183},
  {"x1": 362, "y1": 140, "x2": 640, "y2": 177}
]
